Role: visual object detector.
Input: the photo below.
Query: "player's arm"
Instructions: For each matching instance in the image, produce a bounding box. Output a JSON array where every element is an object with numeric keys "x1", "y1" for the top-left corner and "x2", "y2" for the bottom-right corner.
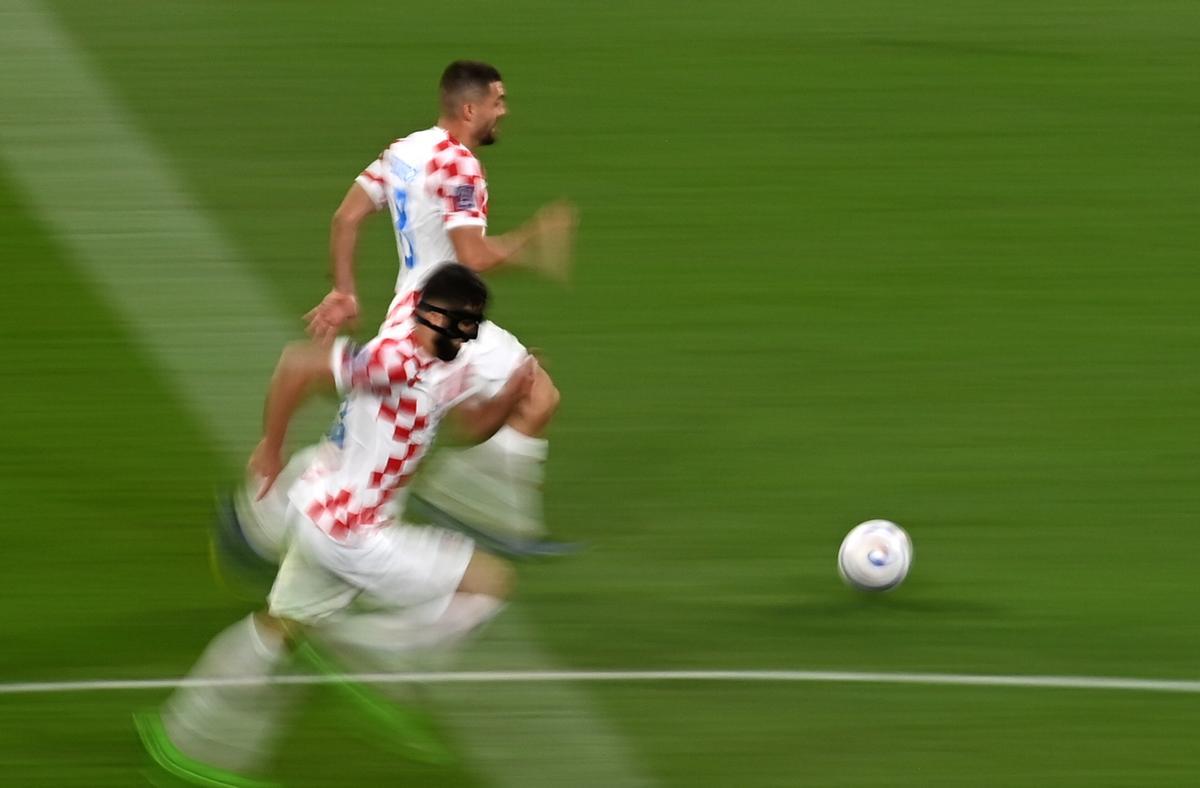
[
  {"x1": 330, "y1": 182, "x2": 380, "y2": 294},
  {"x1": 306, "y1": 175, "x2": 386, "y2": 341},
  {"x1": 444, "y1": 356, "x2": 538, "y2": 443},
  {"x1": 449, "y1": 201, "x2": 577, "y2": 281},
  {"x1": 249, "y1": 341, "x2": 337, "y2": 497},
  {"x1": 448, "y1": 224, "x2": 531, "y2": 273}
]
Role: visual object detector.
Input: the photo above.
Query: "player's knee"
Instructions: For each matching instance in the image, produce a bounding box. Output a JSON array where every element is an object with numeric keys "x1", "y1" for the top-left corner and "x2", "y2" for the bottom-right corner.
[
  {"x1": 485, "y1": 555, "x2": 517, "y2": 600},
  {"x1": 525, "y1": 367, "x2": 560, "y2": 419},
  {"x1": 254, "y1": 611, "x2": 302, "y2": 651},
  {"x1": 506, "y1": 367, "x2": 559, "y2": 437},
  {"x1": 460, "y1": 551, "x2": 516, "y2": 600}
]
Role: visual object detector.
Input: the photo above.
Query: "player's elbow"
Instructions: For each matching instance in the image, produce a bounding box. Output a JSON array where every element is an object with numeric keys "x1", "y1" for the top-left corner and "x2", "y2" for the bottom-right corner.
[
  {"x1": 450, "y1": 233, "x2": 503, "y2": 272},
  {"x1": 332, "y1": 199, "x2": 376, "y2": 232},
  {"x1": 331, "y1": 204, "x2": 365, "y2": 232},
  {"x1": 277, "y1": 341, "x2": 332, "y2": 387},
  {"x1": 276, "y1": 341, "x2": 311, "y2": 378}
]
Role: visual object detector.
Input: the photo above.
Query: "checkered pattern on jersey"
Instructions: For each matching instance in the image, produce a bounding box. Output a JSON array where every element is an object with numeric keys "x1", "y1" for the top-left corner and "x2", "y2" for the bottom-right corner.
[
  {"x1": 307, "y1": 333, "x2": 436, "y2": 540},
  {"x1": 382, "y1": 289, "x2": 420, "y2": 330},
  {"x1": 339, "y1": 334, "x2": 430, "y2": 391},
  {"x1": 426, "y1": 137, "x2": 488, "y2": 227}
]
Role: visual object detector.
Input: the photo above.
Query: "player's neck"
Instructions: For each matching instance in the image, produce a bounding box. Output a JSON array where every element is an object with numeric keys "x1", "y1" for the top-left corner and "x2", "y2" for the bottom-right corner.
[{"x1": 437, "y1": 117, "x2": 478, "y2": 150}]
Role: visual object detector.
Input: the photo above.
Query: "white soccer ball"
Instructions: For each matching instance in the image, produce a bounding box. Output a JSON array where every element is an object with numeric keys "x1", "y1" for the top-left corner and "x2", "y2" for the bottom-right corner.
[{"x1": 838, "y1": 519, "x2": 913, "y2": 591}]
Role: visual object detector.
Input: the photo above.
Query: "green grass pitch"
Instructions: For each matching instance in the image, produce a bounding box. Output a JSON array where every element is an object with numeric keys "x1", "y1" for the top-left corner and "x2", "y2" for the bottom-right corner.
[{"x1": 1, "y1": 0, "x2": 1198, "y2": 785}]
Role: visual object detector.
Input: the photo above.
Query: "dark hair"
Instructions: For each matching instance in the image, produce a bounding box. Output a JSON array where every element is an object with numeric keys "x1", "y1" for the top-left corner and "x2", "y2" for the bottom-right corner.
[
  {"x1": 440, "y1": 60, "x2": 502, "y2": 115},
  {"x1": 421, "y1": 263, "x2": 489, "y2": 311}
]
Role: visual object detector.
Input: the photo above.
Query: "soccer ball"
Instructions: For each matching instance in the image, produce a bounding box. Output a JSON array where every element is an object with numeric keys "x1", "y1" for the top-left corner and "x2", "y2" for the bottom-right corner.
[{"x1": 837, "y1": 519, "x2": 913, "y2": 592}]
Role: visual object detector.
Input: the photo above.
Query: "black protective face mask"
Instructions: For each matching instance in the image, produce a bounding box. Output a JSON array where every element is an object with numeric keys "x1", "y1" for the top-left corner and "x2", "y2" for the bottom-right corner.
[
  {"x1": 432, "y1": 332, "x2": 460, "y2": 362},
  {"x1": 416, "y1": 302, "x2": 483, "y2": 362}
]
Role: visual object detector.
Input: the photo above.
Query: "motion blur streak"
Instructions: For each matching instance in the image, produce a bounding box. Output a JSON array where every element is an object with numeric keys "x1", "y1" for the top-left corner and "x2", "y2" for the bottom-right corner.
[{"x1": 0, "y1": 2, "x2": 653, "y2": 785}]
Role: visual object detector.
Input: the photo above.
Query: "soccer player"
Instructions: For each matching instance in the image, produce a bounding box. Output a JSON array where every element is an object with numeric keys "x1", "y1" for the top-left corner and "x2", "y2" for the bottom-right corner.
[
  {"x1": 303, "y1": 59, "x2": 575, "y2": 550},
  {"x1": 138, "y1": 265, "x2": 535, "y2": 785}
]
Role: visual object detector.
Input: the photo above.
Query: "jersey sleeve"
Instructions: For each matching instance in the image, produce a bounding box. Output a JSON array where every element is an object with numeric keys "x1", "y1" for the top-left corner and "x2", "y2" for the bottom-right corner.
[
  {"x1": 354, "y1": 154, "x2": 388, "y2": 209},
  {"x1": 428, "y1": 147, "x2": 488, "y2": 231},
  {"x1": 331, "y1": 336, "x2": 421, "y2": 395}
]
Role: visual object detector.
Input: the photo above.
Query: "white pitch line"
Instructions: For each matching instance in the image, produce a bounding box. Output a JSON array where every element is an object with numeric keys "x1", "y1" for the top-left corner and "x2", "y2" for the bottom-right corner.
[
  {"x1": 0, "y1": 3, "x2": 655, "y2": 786},
  {"x1": 2, "y1": 669, "x2": 1199, "y2": 696}
]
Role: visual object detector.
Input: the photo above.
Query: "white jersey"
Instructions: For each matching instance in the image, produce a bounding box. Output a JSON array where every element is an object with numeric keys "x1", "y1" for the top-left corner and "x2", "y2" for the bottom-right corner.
[
  {"x1": 356, "y1": 126, "x2": 489, "y2": 299},
  {"x1": 289, "y1": 322, "x2": 464, "y2": 541}
]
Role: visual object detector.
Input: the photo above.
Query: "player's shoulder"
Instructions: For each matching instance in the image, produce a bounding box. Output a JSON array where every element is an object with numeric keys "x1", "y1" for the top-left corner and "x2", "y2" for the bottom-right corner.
[
  {"x1": 373, "y1": 318, "x2": 421, "y2": 350},
  {"x1": 427, "y1": 139, "x2": 481, "y2": 178},
  {"x1": 382, "y1": 126, "x2": 442, "y2": 155}
]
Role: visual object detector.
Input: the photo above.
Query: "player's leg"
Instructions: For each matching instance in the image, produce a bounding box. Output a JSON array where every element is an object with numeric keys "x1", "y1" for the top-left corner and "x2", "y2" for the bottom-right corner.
[
  {"x1": 502, "y1": 362, "x2": 560, "y2": 438},
  {"x1": 298, "y1": 524, "x2": 512, "y2": 762},
  {"x1": 489, "y1": 363, "x2": 559, "y2": 539},
  {"x1": 210, "y1": 444, "x2": 325, "y2": 599},
  {"x1": 310, "y1": 547, "x2": 513, "y2": 674},
  {"x1": 142, "y1": 508, "x2": 354, "y2": 784},
  {"x1": 412, "y1": 321, "x2": 561, "y2": 551},
  {"x1": 137, "y1": 611, "x2": 296, "y2": 787},
  {"x1": 232, "y1": 443, "x2": 327, "y2": 559},
  {"x1": 313, "y1": 523, "x2": 512, "y2": 662}
]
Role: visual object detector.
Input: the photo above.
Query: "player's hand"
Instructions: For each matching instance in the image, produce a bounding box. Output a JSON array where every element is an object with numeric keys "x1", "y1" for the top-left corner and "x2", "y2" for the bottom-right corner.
[
  {"x1": 248, "y1": 439, "x2": 284, "y2": 500},
  {"x1": 526, "y1": 200, "x2": 577, "y2": 284},
  {"x1": 304, "y1": 289, "x2": 360, "y2": 343}
]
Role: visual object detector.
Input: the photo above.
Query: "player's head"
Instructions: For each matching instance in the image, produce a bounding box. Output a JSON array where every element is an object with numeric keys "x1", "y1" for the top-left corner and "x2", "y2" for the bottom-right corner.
[
  {"x1": 415, "y1": 263, "x2": 489, "y2": 361},
  {"x1": 439, "y1": 60, "x2": 506, "y2": 146}
]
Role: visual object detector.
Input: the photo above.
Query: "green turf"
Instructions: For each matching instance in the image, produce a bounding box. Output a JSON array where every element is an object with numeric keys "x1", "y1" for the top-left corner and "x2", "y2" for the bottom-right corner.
[{"x1": 3, "y1": 0, "x2": 1199, "y2": 784}]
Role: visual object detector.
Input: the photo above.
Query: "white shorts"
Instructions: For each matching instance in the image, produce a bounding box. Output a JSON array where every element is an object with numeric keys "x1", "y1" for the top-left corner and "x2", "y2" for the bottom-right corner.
[
  {"x1": 267, "y1": 506, "x2": 475, "y2": 626},
  {"x1": 236, "y1": 445, "x2": 323, "y2": 561}
]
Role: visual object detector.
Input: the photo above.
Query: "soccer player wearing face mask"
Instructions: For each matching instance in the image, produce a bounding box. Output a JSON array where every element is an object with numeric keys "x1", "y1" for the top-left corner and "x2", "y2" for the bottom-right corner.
[
  {"x1": 137, "y1": 265, "x2": 538, "y2": 784},
  {"x1": 300, "y1": 59, "x2": 576, "y2": 553},
  {"x1": 219, "y1": 63, "x2": 573, "y2": 581},
  {"x1": 414, "y1": 299, "x2": 484, "y2": 362}
]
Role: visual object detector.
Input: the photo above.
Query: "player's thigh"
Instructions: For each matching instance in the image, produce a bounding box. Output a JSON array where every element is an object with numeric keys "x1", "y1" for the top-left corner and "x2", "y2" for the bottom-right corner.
[
  {"x1": 268, "y1": 513, "x2": 360, "y2": 625},
  {"x1": 344, "y1": 524, "x2": 477, "y2": 610},
  {"x1": 457, "y1": 549, "x2": 516, "y2": 599}
]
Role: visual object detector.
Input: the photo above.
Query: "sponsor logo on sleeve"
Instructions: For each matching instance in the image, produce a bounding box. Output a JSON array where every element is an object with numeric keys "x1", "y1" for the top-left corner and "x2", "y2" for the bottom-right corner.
[{"x1": 453, "y1": 184, "x2": 477, "y2": 212}]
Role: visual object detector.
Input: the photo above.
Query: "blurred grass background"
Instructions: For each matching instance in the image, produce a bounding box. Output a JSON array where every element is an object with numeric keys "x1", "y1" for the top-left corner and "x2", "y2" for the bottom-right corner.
[{"x1": 1, "y1": 0, "x2": 1198, "y2": 785}]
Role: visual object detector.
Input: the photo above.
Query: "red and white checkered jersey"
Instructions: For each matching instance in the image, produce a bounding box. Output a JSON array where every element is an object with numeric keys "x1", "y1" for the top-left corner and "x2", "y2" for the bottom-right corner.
[
  {"x1": 288, "y1": 323, "x2": 446, "y2": 541},
  {"x1": 356, "y1": 126, "x2": 488, "y2": 298}
]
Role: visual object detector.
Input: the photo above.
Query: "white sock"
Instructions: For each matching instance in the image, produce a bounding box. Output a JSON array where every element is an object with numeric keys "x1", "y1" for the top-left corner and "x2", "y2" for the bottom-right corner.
[
  {"x1": 415, "y1": 428, "x2": 549, "y2": 538},
  {"x1": 469, "y1": 426, "x2": 548, "y2": 535},
  {"x1": 491, "y1": 427, "x2": 548, "y2": 537},
  {"x1": 163, "y1": 614, "x2": 295, "y2": 774},
  {"x1": 490, "y1": 425, "x2": 548, "y2": 463}
]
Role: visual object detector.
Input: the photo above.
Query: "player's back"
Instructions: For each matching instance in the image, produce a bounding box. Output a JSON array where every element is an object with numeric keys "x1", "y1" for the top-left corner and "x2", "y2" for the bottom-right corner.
[{"x1": 357, "y1": 127, "x2": 489, "y2": 297}]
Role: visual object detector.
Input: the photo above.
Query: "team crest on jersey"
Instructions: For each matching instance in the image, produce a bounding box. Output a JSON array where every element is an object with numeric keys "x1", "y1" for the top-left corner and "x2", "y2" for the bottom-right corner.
[{"x1": 453, "y1": 184, "x2": 477, "y2": 212}]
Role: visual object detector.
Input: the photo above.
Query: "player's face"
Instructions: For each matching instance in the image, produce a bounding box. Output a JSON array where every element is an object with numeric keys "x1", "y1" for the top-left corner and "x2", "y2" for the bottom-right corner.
[
  {"x1": 416, "y1": 300, "x2": 483, "y2": 361},
  {"x1": 474, "y1": 81, "x2": 507, "y2": 146},
  {"x1": 415, "y1": 307, "x2": 462, "y2": 361}
]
